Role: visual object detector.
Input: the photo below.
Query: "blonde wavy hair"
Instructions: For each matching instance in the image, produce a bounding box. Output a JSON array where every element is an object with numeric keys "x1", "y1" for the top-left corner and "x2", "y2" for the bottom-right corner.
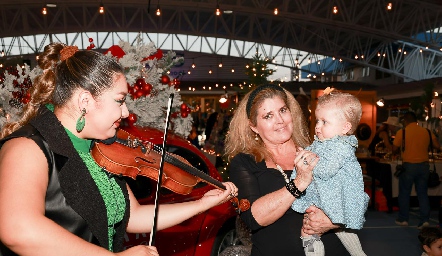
[{"x1": 224, "y1": 85, "x2": 311, "y2": 162}]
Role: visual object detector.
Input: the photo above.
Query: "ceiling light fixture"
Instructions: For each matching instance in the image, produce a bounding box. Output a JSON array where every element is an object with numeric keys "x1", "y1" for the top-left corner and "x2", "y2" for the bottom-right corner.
[
  {"x1": 42, "y1": 7, "x2": 47, "y2": 15},
  {"x1": 387, "y1": 3, "x2": 392, "y2": 11},
  {"x1": 376, "y1": 98, "x2": 385, "y2": 107},
  {"x1": 219, "y1": 91, "x2": 228, "y2": 103},
  {"x1": 333, "y1": 6, "x2": 338, "y2": 14}
]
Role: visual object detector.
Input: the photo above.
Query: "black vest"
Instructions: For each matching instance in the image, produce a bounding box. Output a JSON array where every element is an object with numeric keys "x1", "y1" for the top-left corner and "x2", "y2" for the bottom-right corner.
[{"x1": 0, "y1": 107, "x2": 130, "y2": 255}]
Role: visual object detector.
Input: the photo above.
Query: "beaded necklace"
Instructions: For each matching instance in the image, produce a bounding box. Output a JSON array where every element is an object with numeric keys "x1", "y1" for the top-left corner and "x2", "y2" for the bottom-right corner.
[{"x1": 268, "y1": 154, "x2": 290, "y2": 183}]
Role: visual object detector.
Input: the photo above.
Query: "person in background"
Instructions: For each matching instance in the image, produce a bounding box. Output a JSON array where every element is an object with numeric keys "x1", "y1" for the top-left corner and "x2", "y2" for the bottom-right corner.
[
  {"x1": 225, "y1": 84, "x2": 350, "y2": 256},
  {"x1": 393, "y1": 111, "x2": 440, "y2": 229},
  {"x1": 204, "y1": 111, "x2": 218, "y2": 142},
  {"x1": 0, "y1": 43, "x2": 238, "y2": 256},
  {"x1": 188, "y1": 123, "x2": 200, "y2": 148},
  {"x1": 368, "y1": 116, "x2": 401, "y2": 157},
  {"x1": 366, "y1": 116, "x2": 402, "y2": 213},
  {"x1": 291, "y1": 88, "x2": 368, "y2": 256},
  {"x1": 418, "y1": 226, "x2": 442, "y2": 256}
]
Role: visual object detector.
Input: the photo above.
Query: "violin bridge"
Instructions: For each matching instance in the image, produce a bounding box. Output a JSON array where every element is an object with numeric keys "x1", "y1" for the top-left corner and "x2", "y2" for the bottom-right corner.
[{"x1": 126, "y1": 136, "x2": 141, "y2": 148}]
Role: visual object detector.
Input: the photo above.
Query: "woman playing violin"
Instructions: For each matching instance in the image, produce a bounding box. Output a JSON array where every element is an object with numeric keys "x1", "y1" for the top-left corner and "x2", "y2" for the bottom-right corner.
[{"x1": 0, "y1": 43, "x2": 237, "y2": 256}]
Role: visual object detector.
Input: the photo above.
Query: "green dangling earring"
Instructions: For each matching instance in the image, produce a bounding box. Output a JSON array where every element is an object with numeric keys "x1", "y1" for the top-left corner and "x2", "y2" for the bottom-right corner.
[{"x1": 76, "y1": 108, "x2": 86, "y2": 132}]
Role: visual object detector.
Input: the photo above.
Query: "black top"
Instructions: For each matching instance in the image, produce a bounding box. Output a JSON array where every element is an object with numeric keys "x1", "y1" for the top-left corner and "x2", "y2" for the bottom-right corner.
[{"x1": 230, "y1": 153, "x2": 350, "y2": 256}]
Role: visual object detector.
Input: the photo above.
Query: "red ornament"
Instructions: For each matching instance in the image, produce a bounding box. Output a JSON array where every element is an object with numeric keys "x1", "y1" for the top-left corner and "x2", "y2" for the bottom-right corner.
[
  {"x1": 22, "y1": 97, "x2": 30, "y2": 104},
  {"x1": 127, "y1": 113, "x2": 137, "y2": 126},
  {"x1": 135, "y1": 90, "x2": 144, "y2": 98},
  {"x1": 142, "y1": 83, "x2": 152, "y2": 95},
  {"x1": 180, "y1": 103, "x2": 188, "y2": 112},
  {"x1": 160, "y1": 75, "x2": 170, "y2": 85},
  {"x1": 136, "y1": 78, "x2": 146, "y2": 86},
  {"x1": 87, "y1": 38, "x2": 95, "y2": 50},
  {"x1": 181, "y1": 111, "x2": 189, "y2": 118}
]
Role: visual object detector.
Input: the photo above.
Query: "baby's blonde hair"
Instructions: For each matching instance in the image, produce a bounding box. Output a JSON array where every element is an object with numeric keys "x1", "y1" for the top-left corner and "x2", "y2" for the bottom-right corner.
[{"x1": 318, "y1": 90, "x2": 362, "y2": 135}]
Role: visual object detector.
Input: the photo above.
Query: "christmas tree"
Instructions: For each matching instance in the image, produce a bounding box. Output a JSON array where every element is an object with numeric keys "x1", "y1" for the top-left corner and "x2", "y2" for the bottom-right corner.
[
  {"x1": 245, "y1": 50, "x2": 276, "y2": 87},
  {"x1": 106, "y1": 37, "x2": 192, "y2": 137}
]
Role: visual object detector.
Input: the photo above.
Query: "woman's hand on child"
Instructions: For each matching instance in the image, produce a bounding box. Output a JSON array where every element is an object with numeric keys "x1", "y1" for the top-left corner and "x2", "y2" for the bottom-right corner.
[{"x1": 302, "y1": 205, "x2": 339, "y2": 235}]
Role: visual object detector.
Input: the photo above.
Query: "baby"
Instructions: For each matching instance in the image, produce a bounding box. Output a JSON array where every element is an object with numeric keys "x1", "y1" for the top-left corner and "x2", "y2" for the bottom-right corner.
[{"x1": 291, "y1": 87, "x2": 369, "y2": 256}]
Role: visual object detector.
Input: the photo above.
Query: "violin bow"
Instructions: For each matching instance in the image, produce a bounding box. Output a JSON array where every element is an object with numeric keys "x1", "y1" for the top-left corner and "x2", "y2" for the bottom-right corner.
[{"x1": 149, "y1": 93, "x2": 174, "y2": 246}]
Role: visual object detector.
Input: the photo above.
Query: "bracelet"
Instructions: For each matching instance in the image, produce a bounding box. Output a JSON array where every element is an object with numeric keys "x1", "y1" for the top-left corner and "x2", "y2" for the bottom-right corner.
[{"x1": 285, "y1": 180, "x2": 306, "y2": 198}]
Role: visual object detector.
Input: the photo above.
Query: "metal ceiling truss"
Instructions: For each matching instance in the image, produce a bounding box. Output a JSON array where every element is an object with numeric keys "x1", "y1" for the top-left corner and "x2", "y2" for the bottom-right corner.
[{"x1": 0, "y1": 0, "x2": 441, "y2": 81}]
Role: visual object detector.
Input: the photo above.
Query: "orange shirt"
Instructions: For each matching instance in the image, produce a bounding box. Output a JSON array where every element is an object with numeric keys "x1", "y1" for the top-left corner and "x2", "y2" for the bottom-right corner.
[{"x1": 393, "y1": 123, "x2": 432, "y2": 163}]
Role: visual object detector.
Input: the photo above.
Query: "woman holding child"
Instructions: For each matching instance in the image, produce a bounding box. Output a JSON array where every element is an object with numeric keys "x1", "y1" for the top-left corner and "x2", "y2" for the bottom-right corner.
[{"x1": 225, "y1": 84, "x2": 351, "y2": 255}]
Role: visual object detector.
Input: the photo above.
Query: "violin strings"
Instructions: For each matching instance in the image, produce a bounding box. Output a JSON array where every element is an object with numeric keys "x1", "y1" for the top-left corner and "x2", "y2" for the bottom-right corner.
[{"x1": 151, "y1": 144, "x2": 225, "y2": 190}]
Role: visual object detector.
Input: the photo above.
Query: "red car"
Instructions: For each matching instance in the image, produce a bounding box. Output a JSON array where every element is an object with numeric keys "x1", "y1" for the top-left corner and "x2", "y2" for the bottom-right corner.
[{"x1": 118, "y1": 125, "x2": 239, "y2": 256}]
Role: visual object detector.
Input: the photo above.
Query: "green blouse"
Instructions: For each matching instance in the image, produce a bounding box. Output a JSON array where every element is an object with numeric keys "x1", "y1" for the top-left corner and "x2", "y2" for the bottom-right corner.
[{"x1": 65, "y1": 128, "x2": 126, "y2": 251}]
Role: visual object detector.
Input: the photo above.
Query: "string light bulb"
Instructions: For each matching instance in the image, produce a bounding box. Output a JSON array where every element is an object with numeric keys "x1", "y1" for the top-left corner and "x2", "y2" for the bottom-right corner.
[
  {"x1": 333, "y1": 6, "x2": 338, "y2": 14},
  {"x1": 274, "y1": 8, "x2": 278, "y2": 15},
  {"x1": 42, "y1": 7, "x2": 47, "y2": 15},
  {"x1": 99, "y1": 2, "x2": 104, "y2": 14},
  {"x1": 156, "y1": 5, "x2": 161, "y2": 16},
  {"x1": 387, "y1": 3, "x2": 392, "y2": 11},
  {"x1": 215, "y1": 4, "x2": 221, "y2": 16}
]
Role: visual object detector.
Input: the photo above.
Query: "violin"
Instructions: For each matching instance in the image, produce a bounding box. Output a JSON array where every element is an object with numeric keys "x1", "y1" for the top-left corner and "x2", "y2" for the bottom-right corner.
[{"x1": 90, "y1": 128, "x2": 250, "y2": 213}]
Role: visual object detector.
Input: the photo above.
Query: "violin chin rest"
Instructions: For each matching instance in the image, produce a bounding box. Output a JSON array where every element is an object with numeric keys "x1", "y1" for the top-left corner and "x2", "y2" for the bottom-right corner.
[{"x1": 101, "y1": 133, "x2": 117, "y2": 145}]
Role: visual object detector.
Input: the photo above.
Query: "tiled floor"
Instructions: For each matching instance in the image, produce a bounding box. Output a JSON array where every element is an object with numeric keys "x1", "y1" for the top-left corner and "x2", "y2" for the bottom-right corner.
[{"x1": 360, "y1": 207, "x2": 440, "y2": 256}]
